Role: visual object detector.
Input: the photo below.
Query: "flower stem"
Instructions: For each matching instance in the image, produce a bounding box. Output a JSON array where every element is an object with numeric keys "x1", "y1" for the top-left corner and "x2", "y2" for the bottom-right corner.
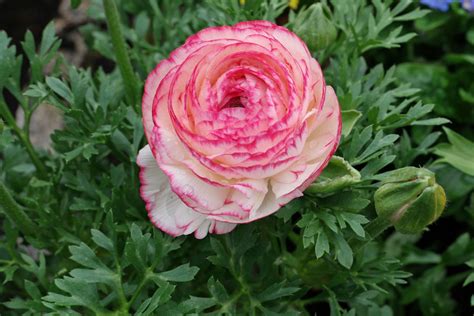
[
  {"x1": 0, "y1": 96, "x2": 47, "y2": 179},
  {"x1": 0, "y1": 181, "x2": 38, "y2": 236},
  {"x1": 103, "y1": 0, "x2": 139, "y2": 111}
]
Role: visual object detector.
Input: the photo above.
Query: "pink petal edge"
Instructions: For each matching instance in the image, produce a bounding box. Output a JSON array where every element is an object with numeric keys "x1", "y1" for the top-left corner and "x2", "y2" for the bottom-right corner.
[{"x1": 137, "y1": 145, "x2": 237, "y2": 239}]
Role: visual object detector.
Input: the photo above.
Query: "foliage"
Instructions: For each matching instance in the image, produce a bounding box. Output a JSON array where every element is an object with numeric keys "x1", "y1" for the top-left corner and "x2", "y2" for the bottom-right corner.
[{"x1": 0, "y1": 0, "x2": 473, "y2": 314}]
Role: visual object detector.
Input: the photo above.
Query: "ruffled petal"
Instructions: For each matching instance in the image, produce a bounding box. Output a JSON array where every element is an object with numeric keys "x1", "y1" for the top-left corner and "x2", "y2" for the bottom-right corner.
[
  {"x1": 271, "y1": 86, "x2": 341, "y2": 198},
  {"x1": 137, "y1": 145, "x2": 237, "y2": 238}
]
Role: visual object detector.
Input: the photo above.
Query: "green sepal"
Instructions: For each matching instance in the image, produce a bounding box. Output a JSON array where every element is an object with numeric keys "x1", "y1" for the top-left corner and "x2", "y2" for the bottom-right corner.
[{"x1": 306, "y1": 156, "x2": 361, "y2": 196}]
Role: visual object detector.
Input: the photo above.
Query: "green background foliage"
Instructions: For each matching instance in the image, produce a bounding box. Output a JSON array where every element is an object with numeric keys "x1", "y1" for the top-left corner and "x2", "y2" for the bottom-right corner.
[{"x1": 0, "y1": 0, "x2": 473, "y2": 314}]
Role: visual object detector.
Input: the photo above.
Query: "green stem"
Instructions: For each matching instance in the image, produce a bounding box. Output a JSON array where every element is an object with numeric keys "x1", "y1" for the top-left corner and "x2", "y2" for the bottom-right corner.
[
  {"x1": 103, "y1": 0, "x2": 139, "y2": 110},
  {"x1": 0, "y1": 97, "x2": 47, "y2": 179},
  {"x1": 127, "y1": 257, "x2": 159, "y2": 309},
  {"x1": 127, "y1": 272, "x2": 150, "y2": 309},
  {"x1": 0, "y1": 181, "x2": 38, "y2": 236},
  {"x1": 113, "y1": 249, "x2": 128, "y2": 312}
]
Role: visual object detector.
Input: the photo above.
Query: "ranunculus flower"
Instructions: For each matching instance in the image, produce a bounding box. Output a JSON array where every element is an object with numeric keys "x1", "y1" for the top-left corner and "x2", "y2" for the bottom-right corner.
[{"x1": 137, "y1": 20, "x2": 341, "y2": 239}]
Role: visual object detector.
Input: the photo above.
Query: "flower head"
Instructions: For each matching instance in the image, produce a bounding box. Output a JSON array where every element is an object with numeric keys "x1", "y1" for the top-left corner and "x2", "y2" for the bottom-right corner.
[
  {"x1": 137, "y1": 21, "x2": 341, "y2": 238},
  {"x1": 420, "y1": 0, "x2": 454, "y2": 11},
  {"x1": 463, "y1": 0, "x2": 474, "y2": 11}
]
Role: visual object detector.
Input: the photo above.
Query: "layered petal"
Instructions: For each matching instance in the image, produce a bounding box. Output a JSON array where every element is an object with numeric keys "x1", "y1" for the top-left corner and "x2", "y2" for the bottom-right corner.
[
  {"x1": 271, "y1": 86, "x2": 341, "y2": 198},
  {"x1": 137, "y1": 145, "x2": 236, "y2": 239}
]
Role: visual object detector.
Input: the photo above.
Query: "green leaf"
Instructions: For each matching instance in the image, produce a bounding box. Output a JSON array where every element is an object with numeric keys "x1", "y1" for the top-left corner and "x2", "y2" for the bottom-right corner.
[
  {"x1": 256, "y1": 282, "x2": 299, "y2": 302},
  {"x1": 43, "y1": 277, "x2": 103, "y2": 312},
  {"x1": 25, "y1": 280, "x2": 41, "y2": 299},
  {"x1": 0, "y1": 31, "x2": 21, "y2": 89},
  {"x1": 39, "y1": 22, "x2": 57, "y2": 56},
  {"x1": 90, "y1": 229, "x2": 114, "y2": 252},
  {"x1": 135, "y1": 282, "x2": 175, "y2": 315},
  {"x1": 70, "y1": 197, "x2": 97, "y2": 211},
  {"x1": 207, "y1": 277, "x2": 229, "y2": 302},
  {"x1": 339, "y1": 212, "x2": 369, "y2": 237},
  {"x1": 318, "y1": 191, "x2": 371, "y2": 212},
  {"x1": 182, "y1": 296, "x2": 216, "y2": 313},
  {"x1": 434, "y1": 128, "x2": 474, "y2": 176},
  {"x1": 69, "y1": 268, "x2": 116, "y2": 284},
  {"x1": 46, "y1": 77, "x2": 73, "y2": 104},
  {"x1": 463, "y1": 272, "x2": 474, "y2": 287},
  {"x1": 411, "y1": 118, "x2": 450, "y2": 126},
  {"x1": 208, "y1": 238, "x2": 230, "y2": 269},
  {"x1": 341, "y1": 110, "x2": 362, "y2": 137},
  {"x1": 69, "y1": 243, "x2": 110, "y2": 271},
  {"x1": 275, "y1": 198, "x2": 303, "y2": 222},
  {"x1": 156, "y1": 263, "x2": 199, "y2": 283},
  {"x1": 444, "y1": 53, "x2": 474, "y2": 65},
  {"x1": 334, "y1": 233, "x2": 353, "y2": 269},
  {"x1": 124, "y1": 223, "x2": 151, "y2": 272},
  {"x1": 1, "y1": 265, "x2": 18, "y2": 284},
  {"x1": 315, "y1": 231, "x2": 330, "y2": 258}
]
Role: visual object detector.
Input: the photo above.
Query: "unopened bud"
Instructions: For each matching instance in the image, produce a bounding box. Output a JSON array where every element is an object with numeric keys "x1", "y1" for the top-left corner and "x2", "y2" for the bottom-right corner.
[
  {"x1": 374, "y1": 167, "x2": 446, "y2": 234},
  {"x1": 292, "y1": 3, "x2": 337, "y2": 51}
]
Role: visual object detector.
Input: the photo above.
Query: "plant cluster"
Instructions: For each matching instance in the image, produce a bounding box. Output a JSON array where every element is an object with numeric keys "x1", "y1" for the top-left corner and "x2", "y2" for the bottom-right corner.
[{"x1": 0, "y1": 0, "x2": 473, "y2": 314}]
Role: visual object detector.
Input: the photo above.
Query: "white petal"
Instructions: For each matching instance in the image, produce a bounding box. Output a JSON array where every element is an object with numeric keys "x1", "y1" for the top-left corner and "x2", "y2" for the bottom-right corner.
[
  {"x1": 137, "y1": 145, "x2": 237, "y2": 238},
  {"x1": 270, "y1": 86, "x2": 341, "y2": 198}
]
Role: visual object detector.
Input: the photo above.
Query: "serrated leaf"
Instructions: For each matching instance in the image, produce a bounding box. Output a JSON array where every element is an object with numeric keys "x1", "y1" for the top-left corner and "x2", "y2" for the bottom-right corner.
[
  {"x1": 411, "y1": 117, "x2": 451, "y2": 126},
  {"x1": 135, "y1": 282, "x2": 175, "y2": 315},
  {"x1": 24, "y1": 280, "x2": 41, "y2": 299},
  {"x1": 341, "y1": 110, "x2": 362, "y2": 137},
  {"x1": 39, "y1": 22, "x2": 57, "y2": 56},
  {"x1": 334, "y1": 234, "x2": 353, "y2": 269},
  {"x1": 90, "y1": 229, "x2": 114, "y2": 252},
  {"x1": 207, "y1": 277, "x2": 229, "y2": 302},
  {"x1": 318, "y1": 212, "x2": 338, "y2": 233},
  {"x1": 44, "y1": 277, "x2": 103, "y2": 312},
  {"x1": 319, "y1": 191, "x2": 371, "y2": 212},
  {"x1": 46, "y1": 77, "x2": 73, "y2": 104},
  {"x1": 182, "y1": 296, "x2": 216, "y2": 313},
  {"x1": 315, "y1": 231, "x2": 330, "y2": 258},
  {"x1": 256, "y1": 282, "x2": 299, "y2": 302},
  {"x1": 275, "y1": 198, "x2": 303, "y2": 222},
  {"x1": 208, "y1": 238, "x2": 230, "y2": 269},
  {"x1": 70, "y1": 197, "x2": 96, "y2": 211},
  {"x1": 340, "y1": 212, "x2": 369, "y2": 237},
  {"x1": 1, "y1": 265, "x2": 18, "y2": 284},
  {"x1": 69, "y1": 243, "x2": 109, "y2": 271},
  {"x1": 434, "y1": 128, "x2": 474, "y2": 176},
  {"x1": 124, "y1": 223, "x2": 151, "y2": 272},
  {"x1": 69, "y1": 268, "x2": 116, "y2": 284},
  {"x1": 157, "y1": 263, "x2": 199, "y2": 283}
]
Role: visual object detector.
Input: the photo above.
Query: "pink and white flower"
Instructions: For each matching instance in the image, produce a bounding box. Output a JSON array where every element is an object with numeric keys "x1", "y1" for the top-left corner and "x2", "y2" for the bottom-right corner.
[{"x1": 137, "y1": 20, "x2": 341, "y2": 239}]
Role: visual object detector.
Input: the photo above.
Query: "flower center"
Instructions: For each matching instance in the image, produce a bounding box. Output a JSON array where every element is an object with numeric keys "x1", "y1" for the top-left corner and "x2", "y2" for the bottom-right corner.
[{"x1": 223, "y1": 96, "x2": 245, "y2": 109}]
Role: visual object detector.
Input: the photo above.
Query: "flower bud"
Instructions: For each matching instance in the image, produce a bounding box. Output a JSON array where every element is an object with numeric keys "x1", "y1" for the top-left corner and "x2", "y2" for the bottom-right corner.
[
  {"x1": 292, "y1": 3, "x2": 337, "y2": 51},
  {"x1": 374, "y1": 167, "x2": 446, "y2": 234},
  {"x1": 289, "y1": 0, "x2": 299, "y2": 10}
]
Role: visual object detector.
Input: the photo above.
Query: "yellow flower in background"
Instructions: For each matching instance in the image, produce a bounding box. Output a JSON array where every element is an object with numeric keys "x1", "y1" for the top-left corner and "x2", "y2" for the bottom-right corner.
[
  {"x1": 239, "y1": 0, "x2": 300, "y2": 10},
  {"x1": 289, "y1": 0, "x2": 299, "y2": 9}
]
